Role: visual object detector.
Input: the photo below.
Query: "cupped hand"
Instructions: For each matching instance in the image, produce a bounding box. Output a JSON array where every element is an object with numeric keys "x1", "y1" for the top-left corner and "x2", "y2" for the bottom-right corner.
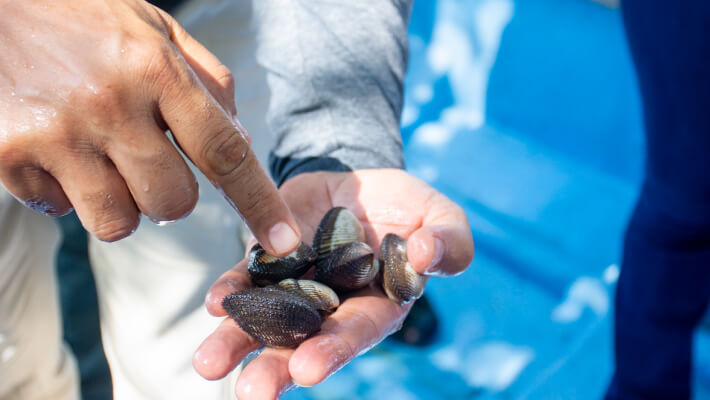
[
  {"x1": 194, "y1": 169, "x2": 474, "y2": 399},
  {"x1": 0, "y1": 0, "x2": 299, "y2": 255}
]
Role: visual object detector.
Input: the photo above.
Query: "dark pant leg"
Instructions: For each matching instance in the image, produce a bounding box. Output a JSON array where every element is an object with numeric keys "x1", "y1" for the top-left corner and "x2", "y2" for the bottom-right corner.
[
  {"x1": 608, "y1": 193, "x2": 710, "y2": 399},
  {"x1": 607, "y1": 1, "x2": 710, "y2": 398}
]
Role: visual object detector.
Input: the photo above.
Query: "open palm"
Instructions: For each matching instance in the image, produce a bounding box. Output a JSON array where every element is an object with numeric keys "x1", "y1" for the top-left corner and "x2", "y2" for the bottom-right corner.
[{"x1": 194, "y1": 169, "x2": 474, "y2": 399}]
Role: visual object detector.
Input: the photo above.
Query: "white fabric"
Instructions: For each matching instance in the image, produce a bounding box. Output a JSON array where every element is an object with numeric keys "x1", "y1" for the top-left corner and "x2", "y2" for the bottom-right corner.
[
  {"x1": 88, "y1": 1, "x2": 273, "y2": 399},
  {"x1": 0, "y1": 188, "x2": 79, "y2": 400}
]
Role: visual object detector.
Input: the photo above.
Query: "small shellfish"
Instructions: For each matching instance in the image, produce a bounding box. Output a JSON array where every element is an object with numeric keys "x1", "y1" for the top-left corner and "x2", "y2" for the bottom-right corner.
[
  {"x1": 224, "y1": 207, "x2": 428, "y2": 348},
  {"x1": 380, "y1": 233, "x2": 425, "y2": 305},
  {"x1": 312, "y1": 207, "x2": 366, "y2": 266},
  {"x1": 314, "y1": 241, "x2": 379, "y2": 292},
  {"x1": 274, "y1": 279, "x2": 340, "y2": 313},
  {"x1": 222, "y1": 287, "x2": 322, "y2": 348},
  {"x1": 247, "y1": 242, "x2": 316, "y2": 286}
]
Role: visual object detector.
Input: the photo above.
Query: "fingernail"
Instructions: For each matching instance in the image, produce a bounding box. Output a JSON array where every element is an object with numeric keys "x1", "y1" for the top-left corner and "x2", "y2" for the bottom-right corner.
[
  {"x1": 268, "y1": 222, "x2": 299, "y2": 255},
  {"x1": 424, "y1": 237, "x2": 445, "y2": 275}
]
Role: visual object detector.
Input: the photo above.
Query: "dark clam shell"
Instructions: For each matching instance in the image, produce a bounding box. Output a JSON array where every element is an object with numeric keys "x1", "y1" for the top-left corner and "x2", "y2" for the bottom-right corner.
[
  {"x1": 315, "y1": 241, "x2": 379, "y2": 293},
  {"x1": 312, "y1": 207, "x2": 366, "y2": 266},
  {"x1": 380, "y1": 233, "x2": 424, "y2": 305},
  {"x1": 275, "y1": 279, "x2": 340, "y2": 312},
  {"x1": 223, "y1": 287, "x2": 321, "y2": 348},
  {"x1": 247, "y1": 242, "x2": 317, "y2": 286}
]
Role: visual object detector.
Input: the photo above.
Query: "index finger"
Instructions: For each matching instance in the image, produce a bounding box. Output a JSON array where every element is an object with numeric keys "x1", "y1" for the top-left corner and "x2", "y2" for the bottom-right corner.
[{"x1": 156, "y1": 52, "x2": 301, "y2": 257}]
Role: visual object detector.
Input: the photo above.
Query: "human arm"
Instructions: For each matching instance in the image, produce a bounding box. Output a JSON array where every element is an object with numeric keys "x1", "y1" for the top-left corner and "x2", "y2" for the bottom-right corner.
[
  {"x1": 0, "y1": 0, "x2": 300, "y2": 255},
  {"x1": 195, "y1": 170, "x2": 474, "y2": 398},
  {"x1": 253, "y1": 0, "x2": 411, "y2": 184},
  {"x1": 193, "y1": 1, "x2": 474, "y2": 397}
]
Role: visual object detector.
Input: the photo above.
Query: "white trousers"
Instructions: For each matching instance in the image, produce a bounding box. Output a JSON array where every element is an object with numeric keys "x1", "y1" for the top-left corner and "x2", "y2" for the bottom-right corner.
[
  {"x1": 0, "y1": 1, "x2": 273, "y2": 398},
  {"x1": 0, "y1": 189, "x2": 79, "y2": 400}
]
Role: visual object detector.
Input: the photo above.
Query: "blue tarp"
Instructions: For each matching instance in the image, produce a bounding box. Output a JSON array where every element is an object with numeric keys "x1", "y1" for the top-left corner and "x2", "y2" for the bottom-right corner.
[{"x1": 285, "y1": 0, "x2": 710, "y2": 398}]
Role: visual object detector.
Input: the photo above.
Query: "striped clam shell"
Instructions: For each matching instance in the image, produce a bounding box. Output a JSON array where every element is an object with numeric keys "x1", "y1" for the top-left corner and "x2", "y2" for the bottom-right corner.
[
  {"x1": 274, "y1": 279, "x2": 340, "y2": 312},
  {"x1": 247, "y1": 242, "x2": 316, "y2": 286},
  {"x1": 222, "y1": 287, "x2": 321, "y2": 348},
  {"x1": 312, "y1": 207, "x2": 366, "y2": 266},
  {"x1": 380, "y1": 233, "x2": 424, "y2": 305},
  {"x1": 314, "y1": 241, "x2": 379, "y2": 293}
]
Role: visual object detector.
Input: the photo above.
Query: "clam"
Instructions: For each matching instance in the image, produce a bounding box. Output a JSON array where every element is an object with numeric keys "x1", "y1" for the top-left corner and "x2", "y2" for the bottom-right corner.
[
  {"x1": 247, "y1": 242, "x2": 316, "y2": 286},
  {"x1": 224, "y1": 207, "x2": 427, "y2": 348},
  {"x1": 312, "y1": 207, "x2": 366, "y2": 265},
  {"x1": 380, "y1": 233, "x2": 425, "y2": 305},
  {"x1": 314, "y1": 241, "x2": 379, "y2": 292},
  {"x1": 274, "y1": 279, "x2": 340, "y2": 313},
  {"x1": 222, "y1": 287, "x2": 322, "y2": 348}
]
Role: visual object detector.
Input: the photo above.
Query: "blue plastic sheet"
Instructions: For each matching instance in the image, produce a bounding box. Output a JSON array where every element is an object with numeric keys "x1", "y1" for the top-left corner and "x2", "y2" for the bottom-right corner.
[{"x1": 284, "y1": 0, "x2": 651, "y2": 398}]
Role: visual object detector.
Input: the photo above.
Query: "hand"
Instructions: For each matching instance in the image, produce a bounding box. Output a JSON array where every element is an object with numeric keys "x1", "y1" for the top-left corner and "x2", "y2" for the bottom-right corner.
[
  {"x1": 194, "y1": 169, "x2": 474, "y2": 399},
  {"x1": 0, "y1": 0, "x2": 300, "y2": 255}
]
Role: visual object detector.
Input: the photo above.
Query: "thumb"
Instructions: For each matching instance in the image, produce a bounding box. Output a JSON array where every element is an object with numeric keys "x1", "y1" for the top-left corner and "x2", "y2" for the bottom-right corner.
[
  {"x1": 405, "y1": 195, "x2": 474, "y2": 277},
  {"x1": 407, "y1": 225, "x2": 474, "y2": 277}
]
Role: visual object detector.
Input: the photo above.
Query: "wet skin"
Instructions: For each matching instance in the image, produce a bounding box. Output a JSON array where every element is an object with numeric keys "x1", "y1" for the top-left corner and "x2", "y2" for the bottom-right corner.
[
  {"x1": 196, "y1": 169, "x2": 474, "y2": 399},
  {"x1": 0, "y1": 0, "x2": 301, "y2": 256},
  {"x1": 0, "y1": 1, "x2": 474, "y2": 396}
]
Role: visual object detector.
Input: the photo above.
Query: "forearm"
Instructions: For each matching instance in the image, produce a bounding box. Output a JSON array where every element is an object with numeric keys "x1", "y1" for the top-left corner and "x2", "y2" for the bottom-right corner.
[{"x1": 253, "y1": 0, "x2": 412, "y2": 185}]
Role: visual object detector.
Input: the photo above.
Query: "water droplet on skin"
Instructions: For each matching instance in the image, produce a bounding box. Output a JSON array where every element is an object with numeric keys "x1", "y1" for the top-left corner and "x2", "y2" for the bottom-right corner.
[
  {"x1": 143, "y1": 184, "x2": 150, "y2": 193},
  {"x1": 120, "y1": 48, "x2": 126, "y2": 54},
  {"x1": 10, "y1": 92, "x2": 15, "y2": 97},
  {"x1": 148, "y1": 216, "x2": 178, "y2": 227},
  {"x1": 18, "y1": 98, "x2": 24, "y2": 103}
]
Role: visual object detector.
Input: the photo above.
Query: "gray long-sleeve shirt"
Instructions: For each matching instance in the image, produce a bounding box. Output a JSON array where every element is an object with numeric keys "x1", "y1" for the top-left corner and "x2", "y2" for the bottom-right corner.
[{"x1": 253, "y1": 0, "x2": 412, "y2": 185}]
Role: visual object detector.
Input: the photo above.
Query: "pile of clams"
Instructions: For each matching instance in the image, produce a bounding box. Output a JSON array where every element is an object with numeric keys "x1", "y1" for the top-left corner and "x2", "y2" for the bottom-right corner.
[{"x1": 222, "y1": 207, "x2": 425, "y2": 348}]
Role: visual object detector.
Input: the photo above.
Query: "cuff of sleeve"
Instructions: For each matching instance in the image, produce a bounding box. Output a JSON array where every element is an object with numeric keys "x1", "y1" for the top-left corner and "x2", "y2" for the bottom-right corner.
[{"x1": 269, "y1": 154, "x2": 354, "y2": 187}]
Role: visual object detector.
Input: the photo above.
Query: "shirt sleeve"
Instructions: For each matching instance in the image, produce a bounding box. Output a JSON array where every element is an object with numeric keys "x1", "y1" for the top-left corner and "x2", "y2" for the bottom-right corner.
[{"x1": 252, "y1": 0, "x2": 412, "y2": 186}]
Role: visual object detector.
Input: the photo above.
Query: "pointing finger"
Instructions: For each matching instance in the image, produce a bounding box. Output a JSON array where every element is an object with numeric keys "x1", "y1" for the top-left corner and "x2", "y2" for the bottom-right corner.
[{"x1": 154, "y1": 45, "x2": 301, "y2": 257}]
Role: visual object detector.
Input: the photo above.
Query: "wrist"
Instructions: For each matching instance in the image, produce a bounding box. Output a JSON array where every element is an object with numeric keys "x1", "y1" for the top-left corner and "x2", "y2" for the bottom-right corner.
[{"x1": 269, "y1": 154, "x2": 353, "y2": 187}]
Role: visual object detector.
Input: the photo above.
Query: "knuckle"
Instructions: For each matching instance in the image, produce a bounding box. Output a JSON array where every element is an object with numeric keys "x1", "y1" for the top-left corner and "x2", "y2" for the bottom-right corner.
[
  {"x1": 133, "y1": 40, "x2": 180, "y2": 88},
  {"x1": 151, "y1": 183, "x2": 198, "y2": 222},
  {"x1": 216, "y1": 67, "x2": 235, "y2": 95},
  {"x1": 0, "y1": 141, "x2": 14, "y2": 163},
  {"x1": 201, "y1": 126, "x2": 249, "y2": 178},
  {"x1": 0, "y1": 136, "x2": 34, "y2": 166},
  {"x1": 83, "y1": 191, "x2": 138, "y2": 242},
  {"x1": 0, "y1": 122, "x2": 30, "y2": 157},
  {"x1": 92, "y1": 215, "x2": 139, "y2": 242}
]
